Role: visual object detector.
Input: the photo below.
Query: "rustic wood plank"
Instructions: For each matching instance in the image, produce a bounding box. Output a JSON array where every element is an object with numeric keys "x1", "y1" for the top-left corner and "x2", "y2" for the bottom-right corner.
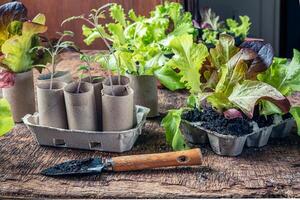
[{"x1": 0, "y1": 51, "x2": 300, "y2": 199}]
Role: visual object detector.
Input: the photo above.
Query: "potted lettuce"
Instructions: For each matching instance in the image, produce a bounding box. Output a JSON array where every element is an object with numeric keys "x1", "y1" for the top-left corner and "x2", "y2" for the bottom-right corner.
[
  {"x1": 258, "y1": 49, "x2": 300, "y2": 138},
  {"x1": 0, "y1": 2, "x2": 47, "y2": 122},
  {"x1": 162, "y1": 34, "x2": 291, "y2": 156}
]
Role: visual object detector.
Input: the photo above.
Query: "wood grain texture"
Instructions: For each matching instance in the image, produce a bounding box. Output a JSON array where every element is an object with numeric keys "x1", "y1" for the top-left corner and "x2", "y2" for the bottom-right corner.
[
  {"x1": 0, "y1": 0, "x2": 182, "y2": 50},
  {"x1": 0, "y1": 51, "x2": 299, "y2": 198},
  {"x1": 112, "y1": 148, "x2": 202, "y2": 171}
]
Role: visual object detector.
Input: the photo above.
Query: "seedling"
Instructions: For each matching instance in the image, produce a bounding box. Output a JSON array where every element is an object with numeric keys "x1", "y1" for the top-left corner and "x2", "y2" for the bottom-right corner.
[
  {"x1": 62, "y1": 4, "x2": 119, "y2": 96},
  {"x1": 32, "y1": 31, "x2": 77, "y2": 90}
]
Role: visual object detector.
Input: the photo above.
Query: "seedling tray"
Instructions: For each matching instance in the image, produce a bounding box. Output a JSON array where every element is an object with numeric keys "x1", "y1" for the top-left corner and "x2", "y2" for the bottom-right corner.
[
  {"x1": 270, "y1": 118, "x2": 295, "y2": 138},
  {"x1": 23, "y1": 106, "x2": 150, "y2": 152}
]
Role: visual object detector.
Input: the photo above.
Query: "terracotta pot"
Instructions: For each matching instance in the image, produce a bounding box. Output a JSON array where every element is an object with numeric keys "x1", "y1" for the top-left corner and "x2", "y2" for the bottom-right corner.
[
  {"x1": 37, "y1": 81, "x2": 68, "y2": 128},
  {"x1": 102, "y1": 75, "x2": 130, "y2": 93},
  {"x1": 64, "y1": 82, "x2": 97, "y2": 131},
  {"x1": 102, "y1": 86, "x2": 134, "y2": 131},
  {"x1": 37, "y1": 71, "x2": 73, "y2": 84},
  {"x1": 82, "y1": 76, "x2": 104, "y2": 131},
  {"x1": 128, "y1": 75, "x2": 159, "y2": 117},
  {"x1": 3, "y1": 70, "x2": 35, "y2": 122}
]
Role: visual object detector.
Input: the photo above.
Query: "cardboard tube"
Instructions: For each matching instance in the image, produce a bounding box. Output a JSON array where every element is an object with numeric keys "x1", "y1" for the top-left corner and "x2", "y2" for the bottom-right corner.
[
  {"x1": 64, "y1": 82, "x2": 97, "y2": 131},
  {"x1": 3, "y1": 70, "x2": 35, "y2": 122},
  {"x1": 102, "y1": 75, "x2": 130, "y2": 93},
  {"x1": 102, "y1": 86, "x2": 134, "y2": 131},
  {"x1": 37, "y1": 81, "x2": 68, "y2": 128},
  {"x1": 128, "y1": 75, "x2": 158, "y2": 117},
  {"x1": 82, "y1": 76, "x2": 104, "y2": 131}
]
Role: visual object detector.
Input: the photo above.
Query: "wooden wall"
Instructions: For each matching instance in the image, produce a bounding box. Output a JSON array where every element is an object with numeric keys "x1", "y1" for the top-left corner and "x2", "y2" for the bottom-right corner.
[{"x1": 0, "y1": 0, "x2": 182, "y2": 50}]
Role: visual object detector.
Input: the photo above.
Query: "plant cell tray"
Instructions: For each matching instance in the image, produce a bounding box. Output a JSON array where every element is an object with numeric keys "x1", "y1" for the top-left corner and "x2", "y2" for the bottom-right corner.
[
  {"x1": 180, "y1": 119, "x2": 295, "y2": 156},
  {"x1": 23, "y1": 106, "x2": 150, "y2": 153}
]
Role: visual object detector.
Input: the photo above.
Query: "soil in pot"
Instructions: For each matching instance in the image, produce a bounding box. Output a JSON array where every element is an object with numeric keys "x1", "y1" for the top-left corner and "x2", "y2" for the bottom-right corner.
[
  {"x1": 64, "y1": 82, "x2": 97, "y2": 131},
  {"x1": 37, "y1": 81, "x2": 68, "y2": 129},
  {"x1": 37, "y1": 71, "x2": 73, "y2": 84},
  {"x1": 102, "y1": 85, "x2": 134, "y2": 131},
  {"x1": 82, "y1": 76, "x2": 104, "y2": 131},
  {"x1": 128, "y1": 75, "x2": 158, "y2": 118},
  {"x1": 182, "y1": 107, "x2": 253, "y2": 136},
  {"x1": 3, "y1": 70, "x2": 35, "y2": 122}
]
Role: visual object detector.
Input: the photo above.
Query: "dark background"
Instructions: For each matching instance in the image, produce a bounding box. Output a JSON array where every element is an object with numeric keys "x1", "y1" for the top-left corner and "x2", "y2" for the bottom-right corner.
[
  {"x1": 185, "y1": 0, "x2": 300, "y2": 58},
  {"x1": 0, "y1": 0, "x2": 299, "y2": 58}
]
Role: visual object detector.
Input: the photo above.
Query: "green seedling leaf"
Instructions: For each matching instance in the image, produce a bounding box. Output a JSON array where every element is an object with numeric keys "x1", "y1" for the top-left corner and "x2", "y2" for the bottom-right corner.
[{"x1": 0, "y1": 98, "x2": 14, "y2": 136}]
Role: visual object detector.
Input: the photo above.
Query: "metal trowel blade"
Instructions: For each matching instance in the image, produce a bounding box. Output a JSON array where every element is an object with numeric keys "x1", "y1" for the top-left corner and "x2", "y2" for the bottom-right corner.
[{"x1": 41, "y1": 158, "x2": 105, "y2": 177}]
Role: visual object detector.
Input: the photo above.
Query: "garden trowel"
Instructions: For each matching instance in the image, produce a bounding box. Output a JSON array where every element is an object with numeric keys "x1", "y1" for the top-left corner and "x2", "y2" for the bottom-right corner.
[{"x1": 41, "y1": 148, "x2": 202, "y2": 177}]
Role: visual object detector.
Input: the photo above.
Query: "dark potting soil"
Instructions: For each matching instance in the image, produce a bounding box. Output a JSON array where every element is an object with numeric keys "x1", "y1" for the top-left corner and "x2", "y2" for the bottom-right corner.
[
  {"x1": 182, "y1": 108, "x2": 253, "y2": 136},
  {"x1": 252, "y1": 115, "x2": 274, "y2": 128}
]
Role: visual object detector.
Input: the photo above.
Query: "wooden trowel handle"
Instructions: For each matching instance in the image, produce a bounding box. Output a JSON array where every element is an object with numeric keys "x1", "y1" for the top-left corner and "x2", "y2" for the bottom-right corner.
[{"x1": 111, "y1": 148, "x2": 202, "y2": 172}]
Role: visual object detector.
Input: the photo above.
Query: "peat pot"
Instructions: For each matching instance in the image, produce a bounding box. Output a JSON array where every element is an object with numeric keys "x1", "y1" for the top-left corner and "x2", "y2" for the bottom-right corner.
[
  {"x1": 102, "y1": 75, "x2": 130, "y2": 93},
  {"x1": 37, "y1": 71, "x2": 72, "y2": 84},
  {"x1": 128, "y1": 75, "x2": 159, "y2": 118},
  {"x1": 102, "y1": 86, "x2": 134, "y2": 131},
  {"x1": 82, "y1": 76, "x2": 104, "y2": 131},
  {"x1": 37, "y1": 81, "x2": 68, "y2": 129},
  {"x1": 64, "y1": 82, "x2": 97, "y2": 131},
  {"x1": 3, "y1": 70, "x2": 35, "y2": 122}
]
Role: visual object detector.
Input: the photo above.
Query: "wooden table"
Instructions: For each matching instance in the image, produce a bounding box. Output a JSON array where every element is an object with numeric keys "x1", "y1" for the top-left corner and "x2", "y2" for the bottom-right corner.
[{"x1": 0, "y1": 52, "x2": 300, "y2": 199}]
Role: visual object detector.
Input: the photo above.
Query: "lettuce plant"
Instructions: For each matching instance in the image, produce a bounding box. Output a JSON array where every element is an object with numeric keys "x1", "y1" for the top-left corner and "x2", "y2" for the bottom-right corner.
[
  {"x1": 258, "y1": 49, "x2": 300, "y2": 134},
  {"x1": 0, "y1": 2, "x2": 48, "y2": 74},
  {"x1": 0, "y1": 2, "x2": 49, "y2": 89},
  {"x1": 195, "y1": 8, "x2": 251, "y2": 46},
  {"x1": 162, "y1": 34, "x2": 291, "y2": 150},
  {"x1": 0, "y1": 98, "x2": 14, "y2": 136}
]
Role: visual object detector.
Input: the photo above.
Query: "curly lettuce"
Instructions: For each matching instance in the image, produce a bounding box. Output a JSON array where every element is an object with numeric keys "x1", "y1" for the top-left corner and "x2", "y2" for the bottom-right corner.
[
  {"x1": 1, "y1": 14, "x2": 47, "y2": 73},
  {"x1": 0, "y1": 2, "x2": 27, "y2": 49}
]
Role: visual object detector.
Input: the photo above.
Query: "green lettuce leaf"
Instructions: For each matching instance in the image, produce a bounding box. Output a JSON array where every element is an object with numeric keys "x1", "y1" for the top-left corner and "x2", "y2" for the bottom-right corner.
[
  {"x1": 226, "y1": 16, "x2": 251, "y2": 39},
  {"x1": 1, "y1": 14, "x2": 47, "y2": 73},
  {"x1": 228, "y1": 80, "x2": 290, "y2": 118},
  {"x1": 110, "y1": 3, "x2": 127, "y2": 27},
  {"x1": 0, "y1": 2, "x2": 27, "y2": 49},
  {"x1": 154, "y1": 65, "x2": 185, "y2": 91},
  {"x1": 209, "y1": 34, "x2": 239, "y2": 68},
  {"x1": 290, "y1": 107, "x2": 300, "y2": 135},
  {"x1": 167, "y1": 34, "x2": 209, "y2": 93},
  {"x1": 201, "y1": 29, "x2": 218, "y2": 45},
  {"x1": 0, "y1": 98, "x2": 14, "y2": 136},
  {"x1": 161, "y1": 109, "x2": 189, "y2": 151}
]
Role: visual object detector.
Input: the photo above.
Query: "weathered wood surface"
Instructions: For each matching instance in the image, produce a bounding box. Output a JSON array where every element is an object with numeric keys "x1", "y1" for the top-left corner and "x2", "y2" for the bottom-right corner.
[{"x1": 1, "y1": 52, "x2": 300, "y2": 199}]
